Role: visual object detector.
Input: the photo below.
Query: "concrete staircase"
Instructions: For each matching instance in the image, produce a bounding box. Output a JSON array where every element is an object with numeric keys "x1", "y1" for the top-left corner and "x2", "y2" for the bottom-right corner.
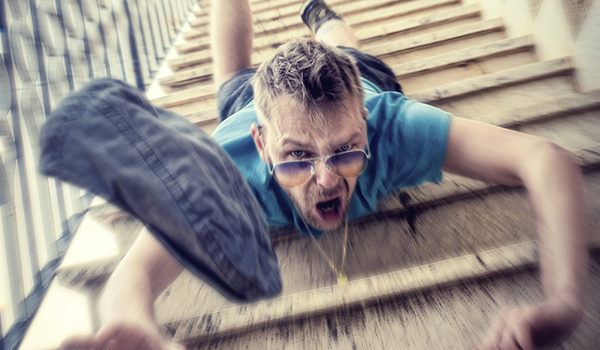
[{"x1": 55, "y1": 0, "x2": 600, "y2": 349}]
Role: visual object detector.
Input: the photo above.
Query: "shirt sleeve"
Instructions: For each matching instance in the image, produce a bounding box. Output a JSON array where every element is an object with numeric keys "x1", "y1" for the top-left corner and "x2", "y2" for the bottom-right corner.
[{"x1": 364, "y1": 91, "x2": 452, "y2": 198}]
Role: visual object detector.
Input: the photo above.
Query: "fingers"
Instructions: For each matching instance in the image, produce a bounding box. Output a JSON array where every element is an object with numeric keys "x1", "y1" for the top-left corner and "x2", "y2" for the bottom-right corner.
[
  {"x1": 60, "y1": 323, "x2": 183, "y2": 350},
  {"x1": 480, "y1": 306, "x2": 510, "y2": 349},
  {"x1": 498, "y1": 307, "x2": 524, "y2": 350},
  {"x1": 60, "y1": 334, "x2": 97, "y2": 350},
  {"x1": 478, "y1": 306, "x2": 533, "y2": 350},
  {"x1": 96, "y1": 323, "x2": 161, "y2": 350}
]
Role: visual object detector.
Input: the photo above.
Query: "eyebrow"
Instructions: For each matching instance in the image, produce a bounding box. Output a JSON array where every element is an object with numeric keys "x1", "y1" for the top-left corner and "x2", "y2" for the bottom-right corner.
[
  {"x1": 281, "y1": 139, "x2": 312, "y2": 149},
  {"x1": 341, "y1": 132, "x2": 363, "y2": 147},
  {"x1": 281, "y1": 132, "x2": 364, "y2": 150}
]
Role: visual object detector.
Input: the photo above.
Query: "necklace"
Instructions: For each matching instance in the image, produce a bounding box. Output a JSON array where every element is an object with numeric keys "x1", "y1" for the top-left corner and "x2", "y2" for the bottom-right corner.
[{"x1": 301, "y1": 216, "x2": 349, "y2": 286}]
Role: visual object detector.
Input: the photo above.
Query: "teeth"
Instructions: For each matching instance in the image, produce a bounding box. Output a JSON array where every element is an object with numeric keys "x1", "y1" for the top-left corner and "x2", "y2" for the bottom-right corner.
[{"x1": 318, "y1": 200, "x2": 337, "y2": 213}]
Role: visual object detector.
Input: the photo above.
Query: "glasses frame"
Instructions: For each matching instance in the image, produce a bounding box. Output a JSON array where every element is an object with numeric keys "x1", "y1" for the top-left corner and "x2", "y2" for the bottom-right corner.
[{"x1": 259, "y1": 126, "x2": 372, "y2": 188}]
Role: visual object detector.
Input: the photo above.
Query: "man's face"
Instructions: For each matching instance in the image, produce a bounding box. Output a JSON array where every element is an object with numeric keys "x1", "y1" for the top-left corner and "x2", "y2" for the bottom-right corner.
[{"x1": 253, "y1": 97, "x2": 368, "y2": 232}]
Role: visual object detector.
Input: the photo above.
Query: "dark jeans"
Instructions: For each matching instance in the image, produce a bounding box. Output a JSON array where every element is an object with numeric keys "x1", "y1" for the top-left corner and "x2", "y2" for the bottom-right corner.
[
  {"x1": 38, "y1": 78, "x2": 281, "y2": 302},
  {"x1": 217, "y1": 46, "x2": 402, "y2": 122}
]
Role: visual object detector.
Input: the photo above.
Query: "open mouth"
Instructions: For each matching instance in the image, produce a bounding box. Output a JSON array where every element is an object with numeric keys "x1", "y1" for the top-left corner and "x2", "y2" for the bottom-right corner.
[{"x1": 315, "y1": 197, "x2": 342, "y2": 221}]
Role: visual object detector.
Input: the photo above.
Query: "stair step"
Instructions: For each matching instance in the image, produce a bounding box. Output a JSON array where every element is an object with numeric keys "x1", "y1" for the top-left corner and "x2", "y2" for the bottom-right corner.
[
  {"x1": 251, "y1": 0, "x2": 304, "y2": 14},
  {"x1": 187, "y1": 0, "x2": 356, "y2": 30},
  {"x1": 408, "y1": 57, "x2": 574, "y2": 103},
  {"x1": 250, "y1": 0, "x2": 461, "y2": 38},
  {"x1": 175, "y1": 252, "x2": 600, "y2": 349},
  {"x1": 168, "y1": 49, "x2": 213, "y2": 71},
  {"x1": 192, "y1": 7, "x2": 207, "y2": 19},
  {"x1": 392, "y1": 35, "x2": 534, "y2": 79},
  {"x1": 179, "y1": 3, "x2": 480, "y2": 65},
  {"x1": 166, "y1": 18, "x2": 504, "y2": 88},
  {"x1": 161, "y1": 241, "x2": 542, "y2": 341},
  {"x1": 149, "y1": 83, "x2": 215, "y2": 108},
  {"x1": 187, "y1": 0, "x2": 307, "y2": 31},
  {"x1": 345, "y1": 0, "x2": 460, "y2": 28},
  {"x1": 363, "y1": 17, "x2": 504, "y2": 58},
  {"x1": 56, "y1": 256, "x2": 122, "y2": 291},
  {"x1": 168, "y1": 43, "x2": 275, "y2": 72},
  {"x1": 159, "y1": 64, "x2": 213, "y2": 86},
  {"x1": 176, "y1": 37, "x2": 212, "y2": 55},
  {"x1": 355, "y1": 4, "x2": 481, "y2": 42},
  {"x1": 179, "y1": 0, "x2": 464, "y2": 54},
  {"x1": 481, "y1": 89, "x2": 600, "y2": 127}
]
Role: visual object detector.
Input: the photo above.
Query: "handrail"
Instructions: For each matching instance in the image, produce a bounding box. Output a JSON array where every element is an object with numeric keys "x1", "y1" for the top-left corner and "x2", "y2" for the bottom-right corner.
[{"x1": 0, "y1": 1, "x2": 196, "y2": 349}]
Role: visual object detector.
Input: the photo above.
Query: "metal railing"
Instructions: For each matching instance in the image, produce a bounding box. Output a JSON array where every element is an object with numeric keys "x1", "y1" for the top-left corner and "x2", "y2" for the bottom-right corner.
[{"x1": 0, "y1": 0, "x2": 196, "y2": 349}]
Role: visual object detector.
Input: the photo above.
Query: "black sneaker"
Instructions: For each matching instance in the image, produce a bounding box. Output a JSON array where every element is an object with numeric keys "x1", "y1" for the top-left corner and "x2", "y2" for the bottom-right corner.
[{"x1": 299, "y1": 0, "x2": 342, "y2": 35}]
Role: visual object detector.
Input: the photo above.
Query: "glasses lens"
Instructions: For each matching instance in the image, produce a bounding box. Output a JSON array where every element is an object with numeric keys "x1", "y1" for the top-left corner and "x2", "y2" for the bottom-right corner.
[
  {"x1": 273, "y1": 161, "x2": 313, "y2": 187},
  {"x1": 327, "y1": 151, "x2": 368, "y2": 178}
]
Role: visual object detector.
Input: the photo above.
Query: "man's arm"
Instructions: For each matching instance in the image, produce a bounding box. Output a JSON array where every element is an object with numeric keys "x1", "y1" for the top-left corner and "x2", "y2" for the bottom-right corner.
[
  {"x1": 442, "y1": 116, "x2": 587, "y2": 350},
  {"x1": 61, "y1": 228, "x2": 185, "y2": 350}
]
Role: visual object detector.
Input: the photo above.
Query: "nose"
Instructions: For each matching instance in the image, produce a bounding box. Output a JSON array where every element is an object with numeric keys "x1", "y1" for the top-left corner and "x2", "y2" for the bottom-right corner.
[{"x1": 314, "y1": 160, "x2": 338, "y2": 189}]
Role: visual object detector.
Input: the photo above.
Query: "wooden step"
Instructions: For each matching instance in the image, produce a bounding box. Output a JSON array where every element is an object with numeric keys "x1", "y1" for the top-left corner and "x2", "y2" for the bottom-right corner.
[
  {"x1": 250, "y1": 0, "x2": 461, "y2": 38},
  {"x1": 186, "y1": 0, "x2": 307, "y2": 30},
  {"x1": 176, "y1": 36, "x2": 212, "y2": 55},
  {"x1": 251, "y1": 0, "x2": 304, "y2": 14},
  {"x1": 252, "y1": 0, "x2": 355, "y2": 25},
  {"x1": 159, "y1": 64, "x2": 214, "y2": 87},
  {"x1": 167, "y1": 18, "x2": 504, "y2": 88},
  {"x1": 192, "y1": 7, "x2": 207, "y2": 18},
  {"x1": 363, "y1": 17, "x2": 505, "y2": 58},
  {"x1": 392, "y1": 35, "x2": 534, "y2": 79},
  {"x1": 408, "y1": 57, "x2": 574, "y2": 103},
  {"x1": 355, "y1": 4, "x2": 481, "y2": 42},
  {"x1": 170, "y1": 19, "x2": 503, "y2": 86},
  {"x1": 56, "y1": 256, "x2": 122, "y2": 291},
  {"x1": 149, "y1": 83, "x2": 215, "y2": 108},
  {"x1": 171, "y1": 252, "x2": 600, "y2": 349},
  {"x1": 344, "y1": 0, "x2": 460, "y2": 28},
  {"x1": 162, "y1": 241, "x2": 543, "y2": 341},
  {"x1": 179, "y1": 0, "x2": 462, "y2": 55},
  {"x1": 171, "y1": 4, "x2": 481, "y2": 71}
]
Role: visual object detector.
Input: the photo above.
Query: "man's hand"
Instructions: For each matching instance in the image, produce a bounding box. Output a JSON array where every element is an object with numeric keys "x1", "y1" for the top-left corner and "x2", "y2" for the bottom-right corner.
[
  {"x1": 475, "y1": 298, "x2": 583, "y2": 350},
  {"x1": 60, "y1": 322, "x2": 186, "y2": 350}
]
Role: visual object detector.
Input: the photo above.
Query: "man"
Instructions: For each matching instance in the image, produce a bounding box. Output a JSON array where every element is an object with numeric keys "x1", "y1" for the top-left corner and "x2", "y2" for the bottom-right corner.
[{"x1": 53, "y1": 0, "x2": 587, "y2": 349}]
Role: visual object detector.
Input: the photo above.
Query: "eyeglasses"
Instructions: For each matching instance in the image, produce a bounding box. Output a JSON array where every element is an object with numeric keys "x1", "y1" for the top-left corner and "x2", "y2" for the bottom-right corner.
[{"x1": 265, "y1": 141, "x2": 372, "y2": 188}]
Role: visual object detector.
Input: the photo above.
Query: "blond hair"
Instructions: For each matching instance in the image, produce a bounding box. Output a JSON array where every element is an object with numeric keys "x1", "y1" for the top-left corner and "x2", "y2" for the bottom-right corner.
[{"x1": 252, "y1": 38, "x2": 364, "y2": 127}]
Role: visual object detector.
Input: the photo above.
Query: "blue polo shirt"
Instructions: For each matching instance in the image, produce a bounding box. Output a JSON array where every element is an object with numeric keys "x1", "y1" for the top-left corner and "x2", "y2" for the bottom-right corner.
[{"x1": 212, "y1": 78, "x2": 452, "y2": 236}]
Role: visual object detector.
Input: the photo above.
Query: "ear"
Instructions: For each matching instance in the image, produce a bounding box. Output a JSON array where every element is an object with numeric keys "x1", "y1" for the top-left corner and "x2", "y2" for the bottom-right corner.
[
  {"x1": 250, "y1": 124, "x2": 269, "y2": 163},
  {"x1": 361, "y1": 107, "x2": 369, "y2": 120}
]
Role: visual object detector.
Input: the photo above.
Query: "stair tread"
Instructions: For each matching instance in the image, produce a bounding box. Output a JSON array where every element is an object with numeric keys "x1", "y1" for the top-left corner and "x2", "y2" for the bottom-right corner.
[
  {"x1": 160, "y1": 239, "x2": 600, "y2": 342},
  {"x1": 391, "y1": 35, "x2": 534, "y2": 78},
  {"x1": 355, "y1": 4, "x2": 481, "y2": 42},
  {"x1": 345, "y1": 0, "x2": 460, "y2": 27},
  {"x1": 409, "y1": 57, "x2": 574, "y2": 103},
  {"x1": 161, "y1": 242, "x2": 539, "y2": 338},
  {"x1": 168, "y1": 18, "x2": 504, "y2": 87},
  {"x1": 157, "y1": 56, "x2": 570, "y2": 109},
  {"x1": 363, "y1": 17, "x2": 504, "y2": 58},
  {"x1": 174, "y1": 4, "x2": 481, "y2": 71}
]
